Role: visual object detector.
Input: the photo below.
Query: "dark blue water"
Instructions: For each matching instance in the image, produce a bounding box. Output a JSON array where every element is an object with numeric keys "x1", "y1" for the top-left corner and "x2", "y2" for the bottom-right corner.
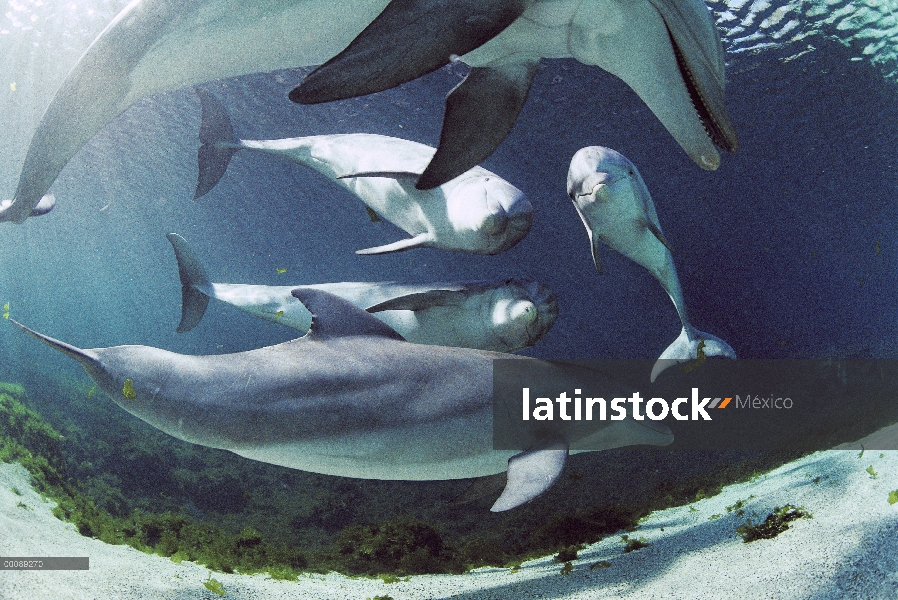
[{"x1": 0, "y1": 0, "x2": 897, "y2": 572}]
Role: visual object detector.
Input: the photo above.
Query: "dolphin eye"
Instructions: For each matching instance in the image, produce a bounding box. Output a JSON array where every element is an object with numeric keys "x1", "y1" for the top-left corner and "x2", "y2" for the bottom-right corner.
[
  {"x1": 629, "y1": 169, "x2": 634, "y2": 176},
  {"x1": 569, "y1": 192, "x2": 575, "y2": 201}
]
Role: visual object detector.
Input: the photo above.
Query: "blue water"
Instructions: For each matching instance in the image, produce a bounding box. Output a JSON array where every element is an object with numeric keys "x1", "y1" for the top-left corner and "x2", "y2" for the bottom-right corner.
[{"x1": 0, "y1": 0, "x2": 897, "y2": 577}]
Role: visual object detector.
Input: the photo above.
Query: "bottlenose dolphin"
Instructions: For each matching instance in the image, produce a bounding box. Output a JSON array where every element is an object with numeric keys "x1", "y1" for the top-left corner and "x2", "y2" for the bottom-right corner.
[
  {"x1": 166, "y1": 232, "x2": 557, "y2": 352},
  {"x1": 1, "y1": 0, "x2": 529, "y2": 224},
  {"x1": 0, "y1": 194, "x2": 55, "y2": 219},
  {"x1": 566, "y1": 146, "x2": 736, "y2": 381},
  {"x1": 10, "y1": 289, "x2": 673, "y2": 511},
  {"x1": 293, "y1": 0, "x2": 739, "y2": 189},
  {"x1": 194, "y1": 89, "x2": 532, "y2": 255}
]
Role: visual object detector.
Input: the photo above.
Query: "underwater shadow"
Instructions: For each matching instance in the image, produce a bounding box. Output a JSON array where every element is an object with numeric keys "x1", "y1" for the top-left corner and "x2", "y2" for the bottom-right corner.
[{"x1": 438, "y1": 452, "x2": 870, "y2": 600}]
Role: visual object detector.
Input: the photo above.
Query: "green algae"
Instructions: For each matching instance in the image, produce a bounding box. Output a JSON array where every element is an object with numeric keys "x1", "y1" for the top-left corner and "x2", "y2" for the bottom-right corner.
[
  {"x1": 621, "y1": 535, "x2": 650, "y2": 553},
  {"x1": 553, "y1": 544, "x2": 580, "y2": 563},
  {"x1": 328, "y1": 517, "x2": 460, "y2": 576},
  {"x1": 736, "y1": 505, "x2": 812, "y2": 543},
  {"x1": 203, "y1": 572, "x2": 226, "y2": 596},
  {"x1": 0, "y1": 378, "x2": 819, "y2": 578}
]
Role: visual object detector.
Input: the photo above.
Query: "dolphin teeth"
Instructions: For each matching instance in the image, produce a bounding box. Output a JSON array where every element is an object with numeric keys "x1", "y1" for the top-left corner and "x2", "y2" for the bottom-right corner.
[{"x1": 669, "y1": 27, "x2": 738, "y2": 153}]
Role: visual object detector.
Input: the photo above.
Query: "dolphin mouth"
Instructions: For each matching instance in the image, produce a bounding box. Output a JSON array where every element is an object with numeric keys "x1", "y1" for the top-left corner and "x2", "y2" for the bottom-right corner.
[
  {"x1": 668, "y1": 28, "x2": 739, "y2": 154},
  {"x1": 578, "y1": 174, "x2": 626, "y2": 200},
  {"x1": 501, "y1": 279, "x2": 559, "y2": 347}
]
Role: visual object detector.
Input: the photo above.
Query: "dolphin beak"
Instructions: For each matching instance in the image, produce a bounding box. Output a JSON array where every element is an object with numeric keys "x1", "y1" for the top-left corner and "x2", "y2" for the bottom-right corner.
[{"x1": 650, "y1": 0, "x2": 739, "y2": 155}]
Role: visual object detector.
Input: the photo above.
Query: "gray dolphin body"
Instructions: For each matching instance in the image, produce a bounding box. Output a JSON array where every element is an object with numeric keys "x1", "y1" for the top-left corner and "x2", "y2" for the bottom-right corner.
[
  {"x1": 3, "y1": 0, "x2": 736, "y2": 223},
  {"x1": 166, "y1": 233, "x2": 557, "y2": 352},
  {"x1": 566, "y1": 146, "x2": 736, "y2": 381},
  {"x1": 294, "y1": 0, "x2": 739, "y2": 188},
  {"x1": 193, "y1": 89, "x2": 532, "y2": 256},
  {"x1": 0, "y1": 0, "x2": 528, "y2": 224},
  {"x1": 11, "y1": 289, "x2": 673, "y2": 511}
]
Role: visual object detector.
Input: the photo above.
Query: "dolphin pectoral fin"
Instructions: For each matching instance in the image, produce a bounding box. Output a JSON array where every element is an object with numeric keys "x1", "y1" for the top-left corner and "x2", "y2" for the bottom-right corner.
[
  {"x1": 649, "y1": 0, "x2": 738, "y2": 152},
  {"x1": 642, "y1": 218, "x2": 674, "y2": 254},
  {"x1": 416, "y1": 60, "x2": 538, "y2": 190},
  {"x1": 449, "y1": 474, "x2": 508, "y2": 505},
  {"x1": 289, "y1": 0, "x2": 527, "y2": 104},
  {"x1": 194, "y1": 88, "x2": 240, "y2": 199},
  {"x1": 290, "y1": 288, "x2": 406, "y2": 341},
  {"x1": 166, "y1": 234, "x2": 213, "y2": 333},
  {"x1": 356, "y1": 233, "x2": 433, "y2": 255},
  {"x1": 491, "y1": 441, "x2": 568, "y2": 512},
  {"x1": 366, "y1": 288, "x2": 468, "y2": 313},
  {"x1": 650, "y1": 326, "x2": 737, "y2": 382},
  {"x1": 590, "y1": 237, "x2": 604, "y2": 275}
]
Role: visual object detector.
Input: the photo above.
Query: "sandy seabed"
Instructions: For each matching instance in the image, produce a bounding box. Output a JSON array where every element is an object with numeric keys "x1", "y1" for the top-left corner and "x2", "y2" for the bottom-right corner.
[{"x1": 2, "y1": 432, "x2": 898, "y2": 600}]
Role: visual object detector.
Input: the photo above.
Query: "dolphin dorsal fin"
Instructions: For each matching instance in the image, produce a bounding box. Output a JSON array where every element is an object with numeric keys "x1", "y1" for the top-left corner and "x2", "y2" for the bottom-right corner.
[
  {"x1": 290, "y1": 288, "x2": 405, "y2": 341},
  {"x1": 490, "y1": 440, "x2": 568, "y2": 512}
]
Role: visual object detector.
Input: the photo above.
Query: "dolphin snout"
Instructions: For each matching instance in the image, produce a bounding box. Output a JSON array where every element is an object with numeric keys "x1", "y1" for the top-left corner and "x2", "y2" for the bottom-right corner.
[
  {"x1": 509, "y1": 300, "x2": 537, "y2": 325},
  {"x1": 501, "y1": 280, "x2": 559, "y2": 346},
  {"x1": 480, "y1": 185, "x2": 533, "y2": 253},
  {"x1": 482, "y1": 196, "x2": 508, "y2": 235}
]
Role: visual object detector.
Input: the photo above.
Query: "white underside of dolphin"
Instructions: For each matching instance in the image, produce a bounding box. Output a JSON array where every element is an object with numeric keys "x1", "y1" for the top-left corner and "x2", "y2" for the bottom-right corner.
[
  {"x1": 193, "y1": 88, "x2": 533, "y2": 255},
  {"x1": 10, "y1": 289, "x2": 673, "y2": 511},
  {"x1": 2, "y1": 0, "x2": 736, "y2": 224},
  {"x1": 166, "y1": 233, "x2": 558, "y2": 353},
  {"x1": 566, "y1": 146, "x2": 736, "y2": 381}
]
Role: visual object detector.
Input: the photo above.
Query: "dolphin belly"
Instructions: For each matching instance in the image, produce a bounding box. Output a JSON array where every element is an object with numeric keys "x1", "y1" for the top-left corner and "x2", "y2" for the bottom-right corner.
[{"x1": 233, "y1": 410, "x2": 515, "y2": 481}]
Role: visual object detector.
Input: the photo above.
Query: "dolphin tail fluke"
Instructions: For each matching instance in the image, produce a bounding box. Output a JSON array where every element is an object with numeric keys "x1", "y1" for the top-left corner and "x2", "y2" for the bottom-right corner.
[
  {"x1": 416, "y1": 60, "x2": 538, "y2": 190},
  {"x1": 0, "y1": 194, "x2": 56, "y2": 220},
  {"x1": 165, "y1": 233, "x2": 212, "y2": 333},
  {"x1": 366, "y1": 288, "x2": 468, "y2": 312},
  {"x1": 194, "y1": 88, "x2": 240, "y2": 199},
  {"x1": 491, "y1": 441, "x2": 568, "y2": 512},
  {"x1": 289, "y1": 0, "x2": 527, "y2": 104},
  {"x1": 356, "y1": 232, "x2": 432, "y2": 255},
  {"x1": 650, "y1": 326, "x2": 737, "y2": 382},
  {"x1": 9, "y1": 319, "x2": 101, "y2": 371}
]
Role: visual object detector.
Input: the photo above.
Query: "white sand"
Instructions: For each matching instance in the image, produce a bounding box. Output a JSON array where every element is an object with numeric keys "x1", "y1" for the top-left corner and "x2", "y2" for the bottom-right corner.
[{"x1": 1, "y1": 445, "x2": 897, "y2": 600}]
